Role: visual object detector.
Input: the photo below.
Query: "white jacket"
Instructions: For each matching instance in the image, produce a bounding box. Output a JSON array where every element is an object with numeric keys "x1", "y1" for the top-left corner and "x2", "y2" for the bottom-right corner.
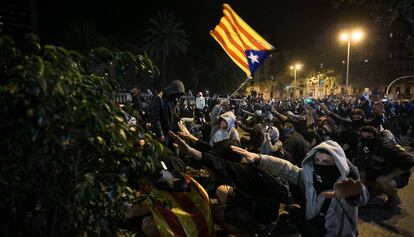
[{"x1": 195, "y1": 96, "x2": 206, "y2": 110}]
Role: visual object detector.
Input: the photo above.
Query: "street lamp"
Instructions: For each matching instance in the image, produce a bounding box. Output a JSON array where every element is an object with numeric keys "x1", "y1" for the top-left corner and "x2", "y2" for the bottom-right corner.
[
  {"x1": 290, "y1": 63, "x2": 303, "y2": 98},
  {"x1": 339, "y1": 29, "x2": 364, "y2": 94}
]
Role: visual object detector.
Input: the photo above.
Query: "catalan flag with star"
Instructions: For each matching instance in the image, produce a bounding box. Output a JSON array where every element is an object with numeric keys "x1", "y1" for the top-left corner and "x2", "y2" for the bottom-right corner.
[{"x1": 210, "y1": 4, "x2": 275, "y2": 76}]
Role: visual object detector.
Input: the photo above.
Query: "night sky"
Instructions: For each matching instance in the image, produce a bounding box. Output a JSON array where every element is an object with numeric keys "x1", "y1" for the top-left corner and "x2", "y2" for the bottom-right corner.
[{"x1": 37, "y1": 0, "x2": 370, "y2": 54}]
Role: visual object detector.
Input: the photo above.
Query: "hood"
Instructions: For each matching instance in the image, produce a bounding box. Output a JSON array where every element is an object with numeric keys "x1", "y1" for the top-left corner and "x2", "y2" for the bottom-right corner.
[
  {"x1": 301, "y1": 140, "x2": 349, "y2": 183},
  {"x1": 219, "y1": 111, "x2": 236, "y2": 132},
  {"x1": 163, "y1": 80, "x2": 185, "y2": 98},
  {"x1": 268, "y1": 126, "x2": 280, "y2": 142},
  {"x1": 254, "y1": 110, "x2": 263, "y2": 116}
]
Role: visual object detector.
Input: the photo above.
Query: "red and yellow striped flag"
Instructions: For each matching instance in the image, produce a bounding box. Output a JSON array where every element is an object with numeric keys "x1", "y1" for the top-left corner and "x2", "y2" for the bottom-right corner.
[
  {"x1": 147, "y1": 174, "x2": 214, "y2": 237},
  {"x1": 210, "y1": 4, "x2": 275, "y2": 76}
]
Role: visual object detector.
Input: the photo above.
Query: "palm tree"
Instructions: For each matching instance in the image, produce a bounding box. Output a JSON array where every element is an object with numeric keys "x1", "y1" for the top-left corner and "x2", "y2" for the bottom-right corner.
[{"x1": 143, "y1": 10, "x2": 189, "y2": 87}]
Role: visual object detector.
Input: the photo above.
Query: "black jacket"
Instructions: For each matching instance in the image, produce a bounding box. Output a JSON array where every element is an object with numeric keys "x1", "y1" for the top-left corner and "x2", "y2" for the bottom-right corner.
[
  {"x1": 150, "y1": 80, "x2": 185, "y2": 139},
  {"x1": 355, "y1": 142, "x2": 414, "y2": 180},
  {"x1": 283, "y1": 131, "x2": 308, "y2": 166},
  {"x1": 200, "y1": 152, "x2": 288, "y2": 223}
]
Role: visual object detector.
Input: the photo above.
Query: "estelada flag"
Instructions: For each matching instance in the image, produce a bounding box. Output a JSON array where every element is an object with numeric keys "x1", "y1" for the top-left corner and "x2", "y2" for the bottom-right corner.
[
  {"x1": 146, "y1": 174, "x2": 214, "y2": 237},
  {"x1": 210, "y1": 4, "x2": 275, "y2": 76}
]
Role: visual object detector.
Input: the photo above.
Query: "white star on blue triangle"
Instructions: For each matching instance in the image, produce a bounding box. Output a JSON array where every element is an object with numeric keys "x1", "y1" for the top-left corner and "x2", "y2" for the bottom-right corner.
[{"x1": 245, "y1": 50, "x2": 269, "y2": 75}]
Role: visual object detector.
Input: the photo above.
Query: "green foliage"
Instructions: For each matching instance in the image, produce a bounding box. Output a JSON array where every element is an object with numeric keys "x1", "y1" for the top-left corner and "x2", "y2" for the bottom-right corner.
[
  {"x1": 86, "y1": 47, "x2": 159, "y2": 89},
  {"x1": 0, "y1": 34, "x2": 161, "y2": 236}
]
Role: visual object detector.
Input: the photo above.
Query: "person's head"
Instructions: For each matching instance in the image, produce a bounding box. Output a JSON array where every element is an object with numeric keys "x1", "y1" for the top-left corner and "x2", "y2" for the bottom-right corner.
[
  {"x1": 282, "y1": 122, "x2": 295, "y2": 136},
  {"x1": 163, "y1": 80, "x2": 185, "y2": 100},
  {"x1": 359, "y1": 126, "x2": 379, "y2": 148},
  {"x1": 317, "y1": 117, "x2": 335, "y2": 134},
  {"x1": 312, "y1": 149, "x2": 341, "y2": 193},
  {"x1": 218, "y1": 111, "x2": 236, "y2": 131},
  {"x1": 360, "y1": 95, "x2": 367, "y2": 102},
  {"x1": 351, "y1": 109, "x2": 365, "y2": 122},
  {"x1": 267, "y1": 126, "x2": 280, "y2": 143},
  {"x1": 302, "y1": 129, "x2": 322, "y2": 148},
  {"x1": 313, "y1": 149, "x2": 336, "y2": 166},
  {"x1": 219, "y1": 119, "x2": 228, "y2": 129},
  {"x1": 197, "y1": 92, "x2": 202, "y2": 97}
]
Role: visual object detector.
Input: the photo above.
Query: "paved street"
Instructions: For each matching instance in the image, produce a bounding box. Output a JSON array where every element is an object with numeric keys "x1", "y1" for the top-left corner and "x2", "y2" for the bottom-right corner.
[{"x1": 358, "y1": 167, "x2": 414, "y2": 237}]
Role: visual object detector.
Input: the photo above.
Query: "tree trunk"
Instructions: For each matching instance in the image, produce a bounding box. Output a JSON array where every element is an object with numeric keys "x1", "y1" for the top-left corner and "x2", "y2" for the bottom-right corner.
[{"x1": 162, "y1": 53, "x2": 167, "y2": 87}]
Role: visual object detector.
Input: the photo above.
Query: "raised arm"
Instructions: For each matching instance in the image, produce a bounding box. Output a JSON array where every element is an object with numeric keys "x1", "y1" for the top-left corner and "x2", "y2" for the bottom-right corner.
[
  {"x1": 321, "y1": 103, "x2": 352, "y2": 126},
  {"x1": 230, "y1": 146, "x2": 303, "y2": 188},
  {"x1": 210, "y1": 104, "x2": 222, "y2": 124},
  {"x1": 271, "y1": 108, "x2": 288, "y2": 122}
]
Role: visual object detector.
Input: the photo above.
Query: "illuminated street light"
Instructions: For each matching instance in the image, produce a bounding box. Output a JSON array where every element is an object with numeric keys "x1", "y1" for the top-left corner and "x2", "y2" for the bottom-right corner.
[
  {"x1": 290, "y1": 63, "x2": 303, "y2": 98},
  {"x1": 339, "y1": 29, "x2": 365, "y2": 94}
]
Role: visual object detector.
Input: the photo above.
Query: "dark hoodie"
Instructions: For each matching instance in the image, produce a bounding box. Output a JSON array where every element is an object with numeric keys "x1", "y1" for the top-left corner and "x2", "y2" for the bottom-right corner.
[
  {"x1": 150, "y1": 80, "x2": 185, "y2": 142},
  {"x1": 198, "y1": 139, "x2": 289, "y2": 224}
]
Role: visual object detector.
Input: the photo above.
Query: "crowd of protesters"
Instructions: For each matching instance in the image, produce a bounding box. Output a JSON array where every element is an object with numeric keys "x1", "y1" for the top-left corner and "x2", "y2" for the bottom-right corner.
[{"x1": 127, "y1": 80, "x2": 414, "y2": 237}]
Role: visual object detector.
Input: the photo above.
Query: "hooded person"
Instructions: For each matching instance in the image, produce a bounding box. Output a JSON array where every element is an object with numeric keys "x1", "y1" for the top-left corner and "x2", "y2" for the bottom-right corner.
[
  {"x1": 281, "y1": 122, "x2": 308, "y2": 166},
  {"x1": 195, "y1": 92, "x2": 206, "y2": 110},
  {"x1": 209, "y1": 103, "x2": 240, "y2": 145},
  {"x1": 231, "y1": 140, "x2": 369, "y2": 237},
  {"x1": 151, "y1": 80, "x2": 185, "y2": 146},
  {"x1": 260, "y1": 126, "x2": 284, "y2": 157}
]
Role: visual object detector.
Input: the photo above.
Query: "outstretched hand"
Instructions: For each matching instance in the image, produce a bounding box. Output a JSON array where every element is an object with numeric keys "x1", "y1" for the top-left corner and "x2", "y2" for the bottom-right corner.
[
  {"x1": 320, "y1": 103, "x2": 329, "y2": 113},
  {"x1": 169, "y1": 131, "x2": 191, "y2": 155},
  {"x1": 230, "y1": 145, "x2": 260, "y2": 163},
  {"x1": 321, "y1": 179, "x2": 363, "y2": 198},
  {"x1": 177, "y1": 121, "x2": 197, "y2": 143}
]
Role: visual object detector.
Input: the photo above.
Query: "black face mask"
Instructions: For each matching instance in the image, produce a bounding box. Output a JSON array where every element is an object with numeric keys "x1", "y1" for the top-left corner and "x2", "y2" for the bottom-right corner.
[
  {"x1": 352, "y1": 118, "x2": 364, "y2": 127},
  {"x1": 360, "y1": 138, "x2": 376, "y2": 149},
  {"x1": 313, "y1": 164, "x2": 341, "y2": 194}
]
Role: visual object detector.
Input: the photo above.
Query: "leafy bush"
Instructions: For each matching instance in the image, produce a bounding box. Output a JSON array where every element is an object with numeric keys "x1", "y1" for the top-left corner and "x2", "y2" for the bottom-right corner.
[{"x1": 0, "y1": 34, "x2": 161, "y2": 236}]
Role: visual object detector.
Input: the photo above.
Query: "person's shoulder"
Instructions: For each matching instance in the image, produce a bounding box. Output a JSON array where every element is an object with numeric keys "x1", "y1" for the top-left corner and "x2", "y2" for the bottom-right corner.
[{"x1": 380, "y1": 143, "x2": 406, "y2": 155}]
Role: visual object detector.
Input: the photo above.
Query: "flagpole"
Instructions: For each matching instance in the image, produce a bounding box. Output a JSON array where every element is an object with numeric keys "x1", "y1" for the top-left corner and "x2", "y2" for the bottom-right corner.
[{"x1": 226, "y1": 76, "x2": 252, "y2": 101}]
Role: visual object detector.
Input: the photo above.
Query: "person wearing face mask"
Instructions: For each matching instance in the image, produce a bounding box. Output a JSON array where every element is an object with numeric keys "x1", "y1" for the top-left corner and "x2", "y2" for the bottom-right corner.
[
  {"x1": 151, "y1": 80, "x2": 185, "y2": 147},
  {"x1": 321, "y1": 103, "x2": 384, "y2": 130},
  {"x1": 355, "y1": 126, "x2": 414, "y2": 208},
  {"x1": 281, "y1": 122, "x2": 308, "y2": 166},
  {"x1": 316, "y1": 117, "x2": 340, "y2": 142},
  {"x1": 209, "y1": 100, "x2": 240, "y2": 145},
  {"x1": 322, "y1": 103, "x2": 385, "y2": 159},
  {"x1": 260, "y1": 126, "x2": 284, "y2": 157},
  {"x1": 231, "y1": 140, "x2": 368, "y2": 237}
]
